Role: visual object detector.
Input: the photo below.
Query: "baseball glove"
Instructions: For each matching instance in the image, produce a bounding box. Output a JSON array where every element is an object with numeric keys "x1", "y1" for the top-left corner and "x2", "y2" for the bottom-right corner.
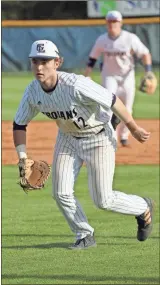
[
  {"x1": 18, "y1": 158, "x2": 51, "y2": 193},
  {"x1": 139, "y1": 71, "x2": 157, "y2": 94}
]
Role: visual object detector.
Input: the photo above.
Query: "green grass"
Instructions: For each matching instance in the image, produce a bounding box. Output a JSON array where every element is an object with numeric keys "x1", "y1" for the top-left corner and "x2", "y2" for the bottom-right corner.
[
  {"x1": 2, "y1": 165, "x2": 159, "y2": 285},
  {"x1": 2, "y1": 69, "x2": 159, "y2": 121}
]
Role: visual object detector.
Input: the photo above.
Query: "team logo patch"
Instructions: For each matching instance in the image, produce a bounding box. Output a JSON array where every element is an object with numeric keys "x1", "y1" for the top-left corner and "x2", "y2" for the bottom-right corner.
[{"x1": 37, "y1": 44, "x2": 45, "y2": 53}]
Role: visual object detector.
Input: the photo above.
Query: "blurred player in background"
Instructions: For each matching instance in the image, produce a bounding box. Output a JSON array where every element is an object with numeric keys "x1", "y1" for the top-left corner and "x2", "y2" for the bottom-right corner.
[{"x1": 84, "y1": 10, "x2": 154, "y2": 147}]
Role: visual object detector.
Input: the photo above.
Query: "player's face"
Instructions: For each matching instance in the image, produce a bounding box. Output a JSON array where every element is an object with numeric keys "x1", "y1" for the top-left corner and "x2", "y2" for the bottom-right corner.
[
  {"x1": 31, "y1": 58, "x2": 60, "y2": 82},
  {"x1": 107, "y1": 20, "x2": 122, "y2": 37}
]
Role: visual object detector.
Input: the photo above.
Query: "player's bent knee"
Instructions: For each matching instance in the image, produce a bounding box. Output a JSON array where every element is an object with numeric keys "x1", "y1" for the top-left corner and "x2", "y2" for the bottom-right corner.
[
  {"x1": 52, "y1": 191, "x2": 73, "y2": 204},
  {"x1": 95, "y1": 203, "x2": 112, "y2": 210},
  {"x1": 52, "y1": 186, "x2": 63, "y2": 200},
  {"x1": 94, "y1": 197, "x2": 113, "y2": 210},
  {"x1": 52, "y1": 191, "x2": 62, "y2": 201}
]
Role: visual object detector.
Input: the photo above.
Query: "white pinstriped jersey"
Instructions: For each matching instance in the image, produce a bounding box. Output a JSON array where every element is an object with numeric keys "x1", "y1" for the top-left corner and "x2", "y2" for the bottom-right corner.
[
  {"x1": 14, "y1": 72, "x2": 114, "y2": 137},
  {"x1": 90, "y1": 30, "x2": 149, "y2": 76}
]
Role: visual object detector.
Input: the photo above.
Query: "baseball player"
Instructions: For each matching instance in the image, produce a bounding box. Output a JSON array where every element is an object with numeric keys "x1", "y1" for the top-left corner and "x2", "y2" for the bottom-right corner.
[
  {"x1": 84, "y1": 10, "x2": 153, "y2": 147},
  {"x1": 13, "y1": 40, "x2": 154, "y2": 250}
]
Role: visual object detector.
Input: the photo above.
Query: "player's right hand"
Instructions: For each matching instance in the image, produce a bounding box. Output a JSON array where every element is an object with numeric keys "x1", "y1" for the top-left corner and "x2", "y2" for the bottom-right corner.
[{"x1": 131, "y1": 127, "x2": 150, "y2": 143}]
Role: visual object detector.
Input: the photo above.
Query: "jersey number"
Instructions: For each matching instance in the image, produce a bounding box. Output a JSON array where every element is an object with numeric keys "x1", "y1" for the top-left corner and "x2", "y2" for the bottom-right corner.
[{"x1": 74, "y1": 117, "x2": 88, "y2": 129}]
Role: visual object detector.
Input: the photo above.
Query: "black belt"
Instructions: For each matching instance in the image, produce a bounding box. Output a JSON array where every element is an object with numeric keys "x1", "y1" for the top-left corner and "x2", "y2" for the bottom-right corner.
[{"x1": 73, "y1": 128, "x2": 105, "y2": 139}]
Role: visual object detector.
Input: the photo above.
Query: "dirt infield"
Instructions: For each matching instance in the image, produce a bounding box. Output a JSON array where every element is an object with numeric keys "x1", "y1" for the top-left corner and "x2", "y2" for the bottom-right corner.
[{"x1": 2, "y1": 120, "x2": 159, "y2": 165}]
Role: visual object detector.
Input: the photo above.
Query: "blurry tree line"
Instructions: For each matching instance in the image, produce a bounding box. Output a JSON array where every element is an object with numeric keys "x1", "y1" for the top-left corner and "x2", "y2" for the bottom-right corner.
[{"x1": 2, "y1": 1, "x2": 87, "y2": 20}]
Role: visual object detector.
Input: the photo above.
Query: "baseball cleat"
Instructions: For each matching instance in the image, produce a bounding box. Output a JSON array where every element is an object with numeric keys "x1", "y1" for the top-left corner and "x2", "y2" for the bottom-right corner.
[
  {"x1": 120, "y1": 139, "x2": 129, "y2": 147},
  {"x1": 68, "y1": 234, "x2": 97, "y2": 250},
  {"x1": 136, "y1": 198, "x2": 154, "y2": 242}
]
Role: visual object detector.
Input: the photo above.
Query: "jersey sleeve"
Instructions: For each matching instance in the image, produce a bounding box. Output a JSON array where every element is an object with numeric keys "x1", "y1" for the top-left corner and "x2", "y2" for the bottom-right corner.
[
  {"x1": 14, "y1": 85, "x2": 39, "y2": 125},
  {"x1": 131, "y1": 34, "x2": 149, "y2": 58},
  {"x1": 89, "y1": 36, "x2": 103, "y2": 59},
  {"x1": 75, "y1": 76, "x2": 113, "y2": 109}
]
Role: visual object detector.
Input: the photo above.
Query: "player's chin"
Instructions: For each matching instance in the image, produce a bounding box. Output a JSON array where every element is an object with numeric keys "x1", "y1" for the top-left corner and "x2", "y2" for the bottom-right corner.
[{"x1": 36, "y1": 74, "x2": 45, "y2": 82}]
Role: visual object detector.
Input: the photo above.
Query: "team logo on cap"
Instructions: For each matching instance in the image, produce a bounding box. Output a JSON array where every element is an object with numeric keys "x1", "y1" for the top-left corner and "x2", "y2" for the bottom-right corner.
[{"x1": 36, "y1": 43, "x2": 45, "y2": 53}]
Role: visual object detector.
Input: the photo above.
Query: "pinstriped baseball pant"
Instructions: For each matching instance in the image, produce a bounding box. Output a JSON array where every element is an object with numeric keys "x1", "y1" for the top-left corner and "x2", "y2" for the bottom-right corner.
[{"x1": 52, "y1": 129, "x2": 147, "y2": 239}]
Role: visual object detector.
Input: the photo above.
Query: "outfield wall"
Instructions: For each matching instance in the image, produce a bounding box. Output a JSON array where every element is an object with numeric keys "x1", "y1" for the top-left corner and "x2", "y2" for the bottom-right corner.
[{"x1": 2, "y1": 19, "x2": 160, "y2": 71}]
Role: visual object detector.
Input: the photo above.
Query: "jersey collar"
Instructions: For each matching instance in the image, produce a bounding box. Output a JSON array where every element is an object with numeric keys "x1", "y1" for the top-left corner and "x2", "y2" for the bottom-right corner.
[
  {"x1": 41, "y1": 76, "x2": 58, "y2": 93},
  {"x1": 108, "y1": 31, "x2": 122, "y2": 41}
]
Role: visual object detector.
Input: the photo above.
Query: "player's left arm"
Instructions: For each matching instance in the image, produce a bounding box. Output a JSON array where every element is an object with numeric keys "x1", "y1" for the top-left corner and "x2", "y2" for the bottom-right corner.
[
  {"x1": 111, "y1": 96, "x2": 150, "y2": 143},
  {"x1": 141, "y1": 52, "x2": 152, "y2": 72},
  {"x1": 131, "y1": 34, "x2": 157, "y2": 94},
  {"x1": 131, "y1": 34, "x2": 153, "y2": 73},
  {"x1": 76, "y1": 77, "x2": 150, "y2": 143}
]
